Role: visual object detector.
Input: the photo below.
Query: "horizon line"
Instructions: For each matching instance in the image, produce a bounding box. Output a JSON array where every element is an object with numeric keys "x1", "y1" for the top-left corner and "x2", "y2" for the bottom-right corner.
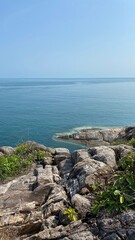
[{"x1": 0, "y1": 77, "x2": 135, "y2": 79}]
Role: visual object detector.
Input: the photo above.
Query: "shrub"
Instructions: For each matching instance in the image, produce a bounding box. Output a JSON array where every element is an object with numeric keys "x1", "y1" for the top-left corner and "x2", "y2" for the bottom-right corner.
[
  {"x1": 35, "y1": 149, "x2": 50, "y2": 161},
  {"x1": 16, "y1": 143, "x2": 50, "y2": 160},
  {"x1": 128, "y1": 138, "x2": 135, "y2": 148},
  {"x1": 0, "y1": 142, "x2": 51, "y2": 181},
  {"x1": 0, "y1": 153, "x2": 33, "y2": 181},
  {"x1": 112, "y1": 139, "x2": 128, "y2": 145},
  {"x1": 15, "y1": 143, "x2": 33, "y2": 156},
  {"x1": 91, "y1": 152, "x2": 135, "y2": 215}
]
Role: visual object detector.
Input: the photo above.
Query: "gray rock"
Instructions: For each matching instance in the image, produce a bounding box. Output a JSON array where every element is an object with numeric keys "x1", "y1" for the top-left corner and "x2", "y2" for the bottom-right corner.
[
  {"x1": 71, "y1": 194, "x2": 91, "y2": 218},
  {"x1": 103, "y1": 233, "x2": 121, "y2": 240},
  {"x1": 37, "y1": 165, "x2": 53, "y2": 185},
  {"x1": 43, "y1": 156, "x2": 53, "y2": 165},
  {"x1": 127, "y1": 230, "x2": 135, "y2": 240},
  {"x1": 0, "y1": 146, "x2": 15, "y2": 155},
  {"x1": 53, "y1": 174, "x2": 61, "y2": 184},
  {"x1": 89, "y1": 146, "x2": 116, "y2": 168},
  {"x1": 24, "y1": 141, "x2": 47, "y2": 151},
  {"x1": 58, "y1": 158, "x2": 73, "y2": 176},
  {"x1": 66, "y1": 178, "x2": 80, "y2": 197},
  {"x1": 67, "y1": 151, "x2": 111, "y2": 196},
  {"x1": 57, "y1": 127, "x2": 127, "y2": 147},
  {"x1": 0, "y1": 169, "x2": 38, "y2": 209},
  {"x1": 52, "y1": 166, "x2": 59, "y2": 175},
  {"x1": 73, "y1": 129, "x2": 103, "y2": 141},
  {"x1": 24, "y1": 221, "x2": 94, "y2": 240},
  {"x1": 54, "y1": 154, "x2": 68, "y2": 163},
  {"x1": 72, "y1": 149, "x2": 92, "y2": 165},
  {"x1": 101, "y1": 128, "x2": 124, "y2": 143},
  {"x1": 32, "y1": 183, "x2": 56, "y2": 204},
  {"x1": 0, "y1": 152, "x2": 4, "y2": 157},
  {"x1": 54, "y1": 148, "x2": 70, "y2": 156},
  {"x1": 42, "y1": 185, "x2": 68, "y2": 218},
  {"x1": 1, "y1": 138, "x2": 135, "y2": 240},
  {"x1": 70, "y1": 158, "x2": 107, "y2": 181},
  {"x1": 124, "y1": 126, "x2": 135, "y2": 140},
  {"x1": 111, "y1": 144, "x2": 135, "y2": 161},
  {"x1": 118, "y1": 210, "x2": 135, "y2": 226},
  {"x1": 44, "y1": 215, "x2": 59, "y2": 228}
]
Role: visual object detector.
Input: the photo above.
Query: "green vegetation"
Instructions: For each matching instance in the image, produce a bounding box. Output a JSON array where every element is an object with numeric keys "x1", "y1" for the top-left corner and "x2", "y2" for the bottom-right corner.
[
  {"x1": 92, "y1": 152, "x2": 135, "y2": 215},
  {"x1": 112, "y1": 139, "x2": 128, "y2": 145},
  {"x1": 128, "y1": 138, "x2": 135, "y2": 148},
  {"x1": 16, "y1": 143, "x2": 49, "y2": 159},
  {"x1": 63, "y1": 208, "x2": 78, "y2": 222},
  {"x1": 0, "y1": 143, "x2": 50, "y2": 181},
  {"x1": 112, "y1": 137, "x2": 135, "y2": 148}
]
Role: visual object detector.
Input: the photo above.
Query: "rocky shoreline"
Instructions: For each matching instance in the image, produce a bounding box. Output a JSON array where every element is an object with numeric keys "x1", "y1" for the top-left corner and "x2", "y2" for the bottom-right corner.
[
  {"x1": 0, "y1": 127, "x2": 135, "y2": 239},
  {"x1": 56, "y1": 126, "x2": 135, "y2": 147}
]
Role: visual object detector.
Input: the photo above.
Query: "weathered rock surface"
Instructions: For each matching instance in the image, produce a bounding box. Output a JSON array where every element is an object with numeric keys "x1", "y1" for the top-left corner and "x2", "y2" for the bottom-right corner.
[
  {"x1": 87, "y1": 210, "x2": 135, "y2": 240},
  {"x1": 71, "y1": 194, "x2": 91, "y2": 218},
  {"x1": 88, "y1": 146, "x2": 116, "y2": 167},
  {"x1": 0, "y1": 136, "x2": 135, "y2": 240},
  {"x1": 111, "y1": 144, "x2": 135, "y2": 161},
  {"x1": 0, "y1": 146, "x2": 15, "y2": 155},
  {"x1": 24, "y1": 220, "x2": 94, "y2": 240},
  {"x1": 57, "y1": 126, "x2": 135, "y2": 147},
  {"x1": 67, "y1": 148, "x2": 113, "y2": 197}
]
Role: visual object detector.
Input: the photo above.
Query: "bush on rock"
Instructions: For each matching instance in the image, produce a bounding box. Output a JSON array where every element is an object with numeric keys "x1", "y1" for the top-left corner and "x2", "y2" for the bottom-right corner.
[
  {"x1": 92, "y1": 152, "x2": 135, "y2": 215},
  {"x1": 0, "y1": 142, "x2": 49, "y2": 181}
]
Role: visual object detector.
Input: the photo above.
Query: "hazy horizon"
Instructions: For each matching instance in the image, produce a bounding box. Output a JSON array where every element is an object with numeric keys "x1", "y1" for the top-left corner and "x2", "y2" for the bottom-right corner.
[{"x1": 1, "y1": 0, "x2": 135, "y2": 78}]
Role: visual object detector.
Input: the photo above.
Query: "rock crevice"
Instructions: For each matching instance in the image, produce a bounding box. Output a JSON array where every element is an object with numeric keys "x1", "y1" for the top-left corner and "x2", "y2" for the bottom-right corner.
[{"x1": 0, "y1": 133, "x2": 135, "y2": 239}]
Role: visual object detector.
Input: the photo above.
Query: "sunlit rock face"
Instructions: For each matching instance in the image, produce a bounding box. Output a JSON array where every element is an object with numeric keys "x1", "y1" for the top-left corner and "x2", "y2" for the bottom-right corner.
[{"x1": 0, "y1": 135, "x2": 135, "y2": 239}]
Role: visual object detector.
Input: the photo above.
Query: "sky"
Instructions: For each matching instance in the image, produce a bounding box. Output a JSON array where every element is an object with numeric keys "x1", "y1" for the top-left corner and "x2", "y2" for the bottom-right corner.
[{"x1": 0, "y1": 0, "x2": 135, "y2": 78}]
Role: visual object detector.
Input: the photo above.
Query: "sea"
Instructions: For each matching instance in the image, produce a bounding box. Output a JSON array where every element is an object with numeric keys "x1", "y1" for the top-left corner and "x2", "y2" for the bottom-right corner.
[{"x1": 0, "y1": 78, "x2": 135, "y2": 152}]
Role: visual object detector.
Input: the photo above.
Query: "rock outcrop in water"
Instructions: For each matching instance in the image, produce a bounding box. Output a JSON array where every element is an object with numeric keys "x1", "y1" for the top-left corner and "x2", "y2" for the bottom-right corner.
[
  {"x1": 0, "y1": 132, "x2": 135, "y2": 239},
  {"x1": 57, "y1": 126, "x2": 135, "y2": 147}
]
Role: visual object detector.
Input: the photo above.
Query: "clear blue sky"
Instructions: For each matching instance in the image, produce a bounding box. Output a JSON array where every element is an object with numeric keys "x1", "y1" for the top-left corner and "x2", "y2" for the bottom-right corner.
[{"x1": 0, "y1": 0, "x2": 135, "y2": 78}]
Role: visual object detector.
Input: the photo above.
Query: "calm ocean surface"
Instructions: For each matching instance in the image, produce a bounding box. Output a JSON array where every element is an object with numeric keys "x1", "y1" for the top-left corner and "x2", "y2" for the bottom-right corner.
[{"x1": 0, "y1": 78, "x2": 135, "y2": 152}]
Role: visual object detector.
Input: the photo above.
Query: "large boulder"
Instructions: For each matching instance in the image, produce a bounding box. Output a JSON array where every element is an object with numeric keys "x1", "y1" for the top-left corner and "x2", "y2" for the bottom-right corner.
[
  {"x1": 92, "y1": 210, "x2": 135, "y2": 240},
  {"x1": 71, "y1": 194, "x2": 91, "y2": 218},
  {"x1": 88, "y1": 146, "x2": 116, "y2": 168},
  {"x1": 42, "y1": 185, "x2": 68, "y2": 218},
  {"x1": 24, "y1": 220, "x2": 94, "y2": 240},
  {"x1": 111, "y1": 144, "x2": 135, "y2": 161},
  {"x1": 0, "y1": 146, "x2": 15, "y2": 155},
  {"x1": 54, "y1": 148, "x2": 70, "y2": 164},
  {"x1": 67, "y1": 149, "x2": 112, "y2": 196}
]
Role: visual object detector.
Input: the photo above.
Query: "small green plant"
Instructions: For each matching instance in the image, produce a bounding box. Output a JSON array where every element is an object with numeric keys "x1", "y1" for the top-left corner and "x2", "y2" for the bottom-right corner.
[
  {"x1": 91, "y1": 152, "x2": 135, "y2": 215},
  {"x1": 16, "y1": 143, "x2": 33, "y2": 156},
  {"x1": 35, "y1": 150, "x2": 49, "y2": 161},
  {"x1": 0, "y1": 153, "x2": 33, "y2": 181},
  {"x1": 128, "y1": 138, "x2": 135, "y2": 148},
  {"x1": 112, "y1": 139, "x2": 128, "y2": 145},
  {"x1": 118, "y1": 152, "x2": 135, "y2": 173},
  {"x1": 63, "y1": 208, "x2": 78, "y2": 222}
]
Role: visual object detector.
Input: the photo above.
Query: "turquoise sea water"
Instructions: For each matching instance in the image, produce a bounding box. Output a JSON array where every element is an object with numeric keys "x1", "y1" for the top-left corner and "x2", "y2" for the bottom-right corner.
[{"x1": 0, "y1": 78, "x2": 135, "y2": 151}]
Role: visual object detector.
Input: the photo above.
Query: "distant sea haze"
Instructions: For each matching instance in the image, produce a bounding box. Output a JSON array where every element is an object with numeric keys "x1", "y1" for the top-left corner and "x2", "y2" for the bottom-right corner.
[{"x1": 0, "y1": 78, "x2": 135, "y2": 152}]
